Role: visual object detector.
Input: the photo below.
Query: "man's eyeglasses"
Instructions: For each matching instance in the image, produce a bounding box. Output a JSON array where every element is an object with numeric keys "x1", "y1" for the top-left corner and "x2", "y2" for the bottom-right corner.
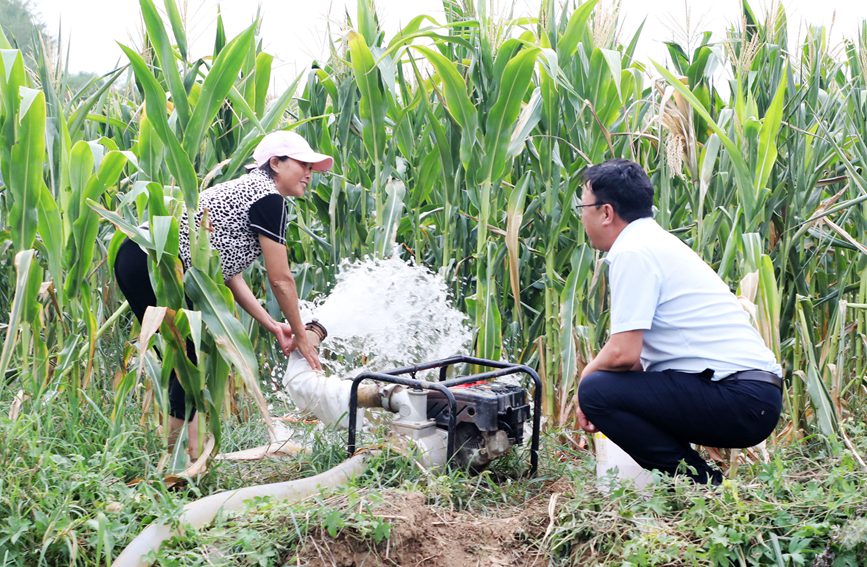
[{"x1": 573, "y1": 201, "x2": 607, "y2": 218}]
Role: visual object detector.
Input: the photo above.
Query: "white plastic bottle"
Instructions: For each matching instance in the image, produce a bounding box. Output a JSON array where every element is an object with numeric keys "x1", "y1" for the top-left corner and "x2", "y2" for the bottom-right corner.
[{"x1": 594, "y1": 433, "x2": 654, "y2": 492}]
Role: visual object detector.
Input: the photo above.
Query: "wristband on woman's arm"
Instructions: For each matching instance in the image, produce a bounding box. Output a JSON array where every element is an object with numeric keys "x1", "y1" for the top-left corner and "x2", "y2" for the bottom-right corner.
[{"x1": 304, "y1": 320, "x2": 327, "y2": 341}]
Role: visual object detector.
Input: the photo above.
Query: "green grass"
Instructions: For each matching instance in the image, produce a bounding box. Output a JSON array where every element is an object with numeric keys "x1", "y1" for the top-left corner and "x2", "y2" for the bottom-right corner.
[{"x1": 3, "y1": 390, "x2": 865, "y2": 565}]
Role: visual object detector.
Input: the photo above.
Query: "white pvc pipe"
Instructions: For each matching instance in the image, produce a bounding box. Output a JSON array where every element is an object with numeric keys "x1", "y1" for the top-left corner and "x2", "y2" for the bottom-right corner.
[{"x1": 112, "y1": 454, "x2": 369, "y2": 567}]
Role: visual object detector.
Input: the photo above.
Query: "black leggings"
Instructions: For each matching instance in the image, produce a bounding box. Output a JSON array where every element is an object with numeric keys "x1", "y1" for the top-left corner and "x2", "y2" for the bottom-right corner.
[{"x1": 114, "y1": 239, "x2": 196, "y2": 420}]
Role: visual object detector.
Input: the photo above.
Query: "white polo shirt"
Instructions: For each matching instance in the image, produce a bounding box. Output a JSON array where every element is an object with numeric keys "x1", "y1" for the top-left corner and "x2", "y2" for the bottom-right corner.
[{"x1": 604, "y1": 217, "x2": 782, "y2": 377}]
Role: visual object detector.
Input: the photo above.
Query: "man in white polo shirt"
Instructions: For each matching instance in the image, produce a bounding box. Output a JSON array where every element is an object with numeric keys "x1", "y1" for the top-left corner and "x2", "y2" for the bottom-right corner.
[{"x1": 576, "y1": 159, "x2": 783, "y2": 484}]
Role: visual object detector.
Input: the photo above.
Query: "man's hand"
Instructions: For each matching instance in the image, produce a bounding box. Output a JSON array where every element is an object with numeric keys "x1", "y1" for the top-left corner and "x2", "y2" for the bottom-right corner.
[{"x1": 577, "y1": 407, "x2": 598, "y2": 433}]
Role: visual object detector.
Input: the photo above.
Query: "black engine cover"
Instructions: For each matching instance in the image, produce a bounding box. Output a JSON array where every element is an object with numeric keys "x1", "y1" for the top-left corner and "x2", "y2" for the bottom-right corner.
[{"x1": 426, "y1": 382, "x2": 530, "y2": 444}]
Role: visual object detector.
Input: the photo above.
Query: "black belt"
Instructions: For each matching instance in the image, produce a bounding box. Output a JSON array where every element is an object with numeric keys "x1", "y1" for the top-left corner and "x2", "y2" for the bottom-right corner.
[{"x1": 718, "y1": 369, "x2": 783, "y2": 390}]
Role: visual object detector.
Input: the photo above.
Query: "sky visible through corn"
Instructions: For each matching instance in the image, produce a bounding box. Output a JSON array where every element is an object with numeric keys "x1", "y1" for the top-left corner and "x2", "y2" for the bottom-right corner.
[{"x1": 35, "y1": 0, "x2": 867, "y2": 86}]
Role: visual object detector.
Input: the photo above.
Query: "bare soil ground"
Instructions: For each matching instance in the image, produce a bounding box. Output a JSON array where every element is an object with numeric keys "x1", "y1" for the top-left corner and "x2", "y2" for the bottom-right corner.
[{"x1": 295, "y1": 486, "x2": 562, "y2": 566}]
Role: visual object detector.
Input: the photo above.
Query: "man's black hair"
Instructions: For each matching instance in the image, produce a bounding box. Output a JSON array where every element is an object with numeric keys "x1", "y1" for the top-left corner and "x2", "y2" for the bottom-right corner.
[{"x1": 582, "y1": 159, "x2": 654, "y2": 222}]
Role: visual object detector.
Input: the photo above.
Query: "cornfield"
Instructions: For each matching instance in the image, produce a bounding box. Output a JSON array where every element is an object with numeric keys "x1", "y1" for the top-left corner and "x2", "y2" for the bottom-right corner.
[{"x1": 0, "y1": 0, "x2": 865, "y2": 563}]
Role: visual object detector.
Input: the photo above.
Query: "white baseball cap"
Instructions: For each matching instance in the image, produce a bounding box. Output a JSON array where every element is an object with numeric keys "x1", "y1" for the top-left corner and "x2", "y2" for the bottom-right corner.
[{"x1": 249, "y1": 131, "x2": 333, "y2": 172}]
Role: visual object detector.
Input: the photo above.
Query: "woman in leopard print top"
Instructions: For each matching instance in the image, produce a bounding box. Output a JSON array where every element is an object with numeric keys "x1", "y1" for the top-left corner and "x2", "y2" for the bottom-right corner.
[{"x1": 114, "y1": 131, "x2": 332, "y2": 458}]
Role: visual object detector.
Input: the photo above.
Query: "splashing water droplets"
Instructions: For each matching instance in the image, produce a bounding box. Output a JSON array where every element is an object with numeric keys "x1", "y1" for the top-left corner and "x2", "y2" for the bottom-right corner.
[{"x1": 299, "y1": 256, "x2": 471, "y2": 378}]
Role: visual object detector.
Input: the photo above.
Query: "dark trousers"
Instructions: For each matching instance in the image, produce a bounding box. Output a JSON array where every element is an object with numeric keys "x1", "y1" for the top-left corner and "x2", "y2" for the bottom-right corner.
[
  {"x1": 114, "y1": 239, "x2": 196, "y2": 420},
  {"x1": 578, "y1": 369, "x2": 782, "y2": 484}
]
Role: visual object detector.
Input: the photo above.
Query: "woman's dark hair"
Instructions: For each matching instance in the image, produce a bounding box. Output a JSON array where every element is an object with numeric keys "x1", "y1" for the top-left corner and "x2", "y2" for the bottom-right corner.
[
  {"x1": 258, "y1": 155, "x2": 289, "y2": 179},
  {"x1": 582, "y1": 159, "x2": 654, "y2": 222}
]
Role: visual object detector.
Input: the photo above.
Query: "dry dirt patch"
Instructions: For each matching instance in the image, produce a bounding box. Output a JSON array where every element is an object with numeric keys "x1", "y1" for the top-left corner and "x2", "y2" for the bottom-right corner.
[{"x1": 296, "y1": 490, "x2": 555, "y2": 566}]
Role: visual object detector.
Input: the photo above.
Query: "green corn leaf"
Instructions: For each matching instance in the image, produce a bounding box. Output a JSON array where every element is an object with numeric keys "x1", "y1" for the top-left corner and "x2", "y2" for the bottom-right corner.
[
  {"x1": 588, "y1": 48, "x2": 621, "y2": 126},
  {"x1": 163, "y1": 0, "x2": 188, "y2": 60},
  {"x1": 755, "y1": 70, "x2": 787, "y2": 192},
  {"x1": 226, "y1": 85, "x2": 262, "y2": 130},
  {"x1": 213, "y1": 7, "x2": 226, "y2": 56},
  {"x1": 558, "y1": 264, "x2": 580, "y2": 412},
  {"x1": 0, "y1": 251, "x2": 39, "y2": 385},
  {"x1": 598, "y1": 48, "x2": 622, "y2": 101},
  {"x1": 371, "y1": 45, "x2": 398, "y2": 98},
  {"x1": 151, "y1": 215, "x2": 179, "y2": 264},
  {"x1": 413, "y1": 45, "x2": 477, "y2": 168},
  {"x1": 492, "y1": 39, "x2": 524, "y2": 93},
  {"x1": 137, "y1": 305, "x2": 167, "y2": 389},
  {"x1": 386, "y1": 14, "x2": 435, "y2": 48},
  {"x1": 184, "y1": 267, "x2": 274, "y2": 437},
  {"x1": 665, "y1": 42, "x2": 690, "y2": 75},
  {"x1": 559, "y1": 245, "x2": 594, "y2": 419},
  {"x1": 119, "y1": 43, "x2": 199, "y2": 208},
  {"x1": 795, "y1": 299, "x2": 838, "y2": 437},
  {"x1": 107, "y1": 229, "x2": 128, "y2": 272},
  {"x1": 557, "y1": 0, "x2": 599, "y2": 59},
  {"x1": 482, "y1": 46, "x2": 540, "y2": 184},
  {"x1": 253, "y1": 52, "x2": 273, "y2": 117},
  {"x1": 507, "y1": 87, "x2": 542, "y2": 157},
  {"x1": 9, "y1": 87, "x2": 46, "y2": 252},
  {"x1": 110, "y1": 370, "x2": 139, "y2": 433},
  {"x1": 410, "y1": 48, "x2": 470, "y2": 121},
  {"x1": 67, "y1": 68, "x2": 126, "y2": 138},
  {"x1": 757, "y1": 254, "x2": 781, "y2": 358},
  {"x1": 220, "y1": 71, "x2": 304, "y2": 179},
  {"x1": 698, "y1": 134, "x2": 721, "y2": 210},
  {"x1": 36, "y1": 181, "x2": 63, "y2": 287},
  {"x1": 348, "y1": 30, "x2": 387, "y2": 163},
  {"x1": 152, "y1": 244, "x2": 187, "y2": 312},
  {"x1": 477, "y1": 244, "x2": 503, "y2": 361},
  {"x1": 382, "y1": 16, "x2": 476, "y2": 57},
  {"x1": 140, "y1": 0, "x2": 191, "y2": 128},
  {"x1": 687, "y1": 45, "x2": 713, "y2": 86},
  {"x1": 0, "y1": 49, "x2": 26, "y2": 153},
  {"x1": 505, "y1": 173, "x2": 531, "y2": 320},
  {"x1": 146, "y1": 180, "x2": 169, "y2": 217},
  {"x1": 91, "y1": 150, "x2": 128, "y2": 199},
  {"x1": 623, "y1": 17, "x2": 646, "y2": 63},
  {"x1": 176, "y1": 309, "x2": 203, "y2": 358},
  {"x1": 87, "y1": 199, "x2": 153, "y2": 250},
  {"x1": 357, "y1": 0, "x2": 381, "y2": 47},
  {"x1": 377, "y1": 178, "x2": 406, "y2": 257},
  {"x1": 135, "y1": 114, "x2": 166, "y2": 186},
  {"x1": 538, "y1": 45, "x2": 559, "y2": 131},
  {"x1": 160, "y1": 308, "x2": 206, "y2": 416},
  {"x1": 0, "y1": 26, "x2": 11, "y2": 48},
  {"x1": 717, "y1": 208, "x2": 742, "y2": 279},
  {"x1": 65, "y1": 151, "x2": 129, "y2": 301},
  {"x1": 181, "y1": 24, "x2": 256, "y2": 163}
]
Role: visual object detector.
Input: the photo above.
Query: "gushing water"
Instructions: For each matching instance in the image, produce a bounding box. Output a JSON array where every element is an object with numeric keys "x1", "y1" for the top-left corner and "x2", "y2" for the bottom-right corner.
[{"x1": 299, "y1": 255, "x2": 472, "y2": 378}]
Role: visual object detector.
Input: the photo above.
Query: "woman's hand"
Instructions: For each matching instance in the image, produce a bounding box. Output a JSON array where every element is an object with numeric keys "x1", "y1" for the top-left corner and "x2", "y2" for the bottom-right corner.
[
  {"x1": 271, "y1": 322, "x2": 321, "y2": 370},
  {"x1": 292, "y1": 333, "x2": 322, "y2": 371},
  {"x1": 272, "y1": 322, "x2": 295, "y2": 356}
]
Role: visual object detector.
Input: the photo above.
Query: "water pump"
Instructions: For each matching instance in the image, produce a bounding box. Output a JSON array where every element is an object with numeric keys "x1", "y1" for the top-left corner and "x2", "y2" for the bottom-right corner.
[{"x1": 346, "y1": 356, "x2": 541, "y2": 475}]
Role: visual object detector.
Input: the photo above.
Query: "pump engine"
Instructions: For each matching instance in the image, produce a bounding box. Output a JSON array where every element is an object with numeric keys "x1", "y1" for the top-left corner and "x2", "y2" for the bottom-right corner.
[{"x1": 347, "y1": 356, "x2": 541, "y2": 475}]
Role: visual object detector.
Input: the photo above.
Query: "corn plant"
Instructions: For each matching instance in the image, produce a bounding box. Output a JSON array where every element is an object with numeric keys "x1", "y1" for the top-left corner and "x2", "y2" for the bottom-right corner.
[
  {"x1": 287, "y1": 0, "x2": 864, "y2": 437},
  {"x1": 1, "y1": 0, "x2": 864, "y2": 450}
]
